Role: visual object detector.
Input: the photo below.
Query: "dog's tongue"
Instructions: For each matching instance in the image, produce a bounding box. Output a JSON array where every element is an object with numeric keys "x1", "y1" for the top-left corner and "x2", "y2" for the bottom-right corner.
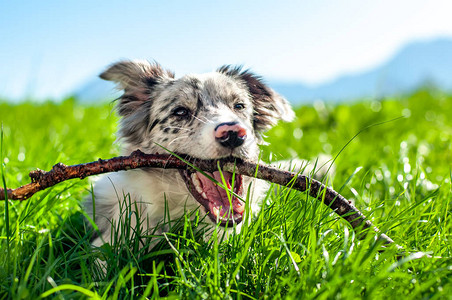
[{"x1": 196, "y1": 171, "x2": 244, "y2": 218}]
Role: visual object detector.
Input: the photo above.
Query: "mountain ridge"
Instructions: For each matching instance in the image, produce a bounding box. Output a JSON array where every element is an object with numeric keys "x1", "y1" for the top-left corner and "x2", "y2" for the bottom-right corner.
[
  {"x1": 74, "y1": 37, "x2": 452, "y2": 103},
  {"x1": 271, "y1": 37, "x2": 452, "y2": 103}
]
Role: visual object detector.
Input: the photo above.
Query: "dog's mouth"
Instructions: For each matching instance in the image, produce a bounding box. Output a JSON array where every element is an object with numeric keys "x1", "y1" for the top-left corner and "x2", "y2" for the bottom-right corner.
[{"x1": 179, "y1": 169, "x2": 245, "y2": 227}]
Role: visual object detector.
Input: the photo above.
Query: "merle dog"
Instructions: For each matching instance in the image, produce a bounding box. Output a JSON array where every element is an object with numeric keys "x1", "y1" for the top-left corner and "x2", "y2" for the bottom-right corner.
[{"x1": 85, "y1": 60, "x2": 295, "y2": 246}]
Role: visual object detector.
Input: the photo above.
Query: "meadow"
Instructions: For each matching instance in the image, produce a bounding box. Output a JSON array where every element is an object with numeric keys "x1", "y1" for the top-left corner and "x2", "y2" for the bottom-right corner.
[{"x1": 0, "y1": 89, "x2": 451, "y2": 299}]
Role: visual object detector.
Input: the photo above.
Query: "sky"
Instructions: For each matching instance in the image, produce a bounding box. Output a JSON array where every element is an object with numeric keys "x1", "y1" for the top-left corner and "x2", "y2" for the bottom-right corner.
[{"x1": 1, "y1": 0, "x2": 452, "y2": 100}]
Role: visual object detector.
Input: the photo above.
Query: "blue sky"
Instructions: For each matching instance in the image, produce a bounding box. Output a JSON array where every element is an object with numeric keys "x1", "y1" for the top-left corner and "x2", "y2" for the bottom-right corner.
[{"x1": 1, "y1": 0, "x2": 452, "y2": 100}]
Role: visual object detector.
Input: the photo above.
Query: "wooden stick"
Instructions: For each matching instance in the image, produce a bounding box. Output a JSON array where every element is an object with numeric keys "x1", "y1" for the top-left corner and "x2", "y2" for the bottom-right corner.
[{"x1": 0, "y1": 150, "x2": 397, "y2": 245}]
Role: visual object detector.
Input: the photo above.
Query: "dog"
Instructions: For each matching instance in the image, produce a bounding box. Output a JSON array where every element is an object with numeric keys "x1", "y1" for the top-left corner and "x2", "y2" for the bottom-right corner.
[{"x1": 85, "y1": 60, "x2": 296, "y2": 247}]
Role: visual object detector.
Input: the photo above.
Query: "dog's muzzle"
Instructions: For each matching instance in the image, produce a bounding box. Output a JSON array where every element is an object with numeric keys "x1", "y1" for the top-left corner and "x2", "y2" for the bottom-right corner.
[{"x1": 215, "y1": 122, "x2": 247, "y2": 149}]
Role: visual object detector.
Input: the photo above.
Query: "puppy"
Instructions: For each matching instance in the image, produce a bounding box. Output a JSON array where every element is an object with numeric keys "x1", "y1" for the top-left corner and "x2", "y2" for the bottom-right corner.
[{"x1": 85, "y1": 60, "x2": 295, "y2": 246}]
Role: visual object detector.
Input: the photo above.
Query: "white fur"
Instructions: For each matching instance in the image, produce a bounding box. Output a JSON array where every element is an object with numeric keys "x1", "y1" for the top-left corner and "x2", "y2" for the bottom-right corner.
[
  {"x1": 86, "y1": 61, "x2": 294, "y2": 247},
  {"x1": 88, "y1": 168, "x2": 269, "y2": 246}
]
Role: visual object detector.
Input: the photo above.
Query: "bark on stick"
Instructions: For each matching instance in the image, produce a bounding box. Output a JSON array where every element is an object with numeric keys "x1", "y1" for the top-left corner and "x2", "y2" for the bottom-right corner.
[{"x1": 0, "y1": 150, "x2": 396, "y2": 245}]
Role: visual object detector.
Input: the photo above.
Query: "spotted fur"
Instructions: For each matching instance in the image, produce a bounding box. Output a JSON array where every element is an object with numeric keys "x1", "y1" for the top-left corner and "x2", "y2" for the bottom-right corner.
[{"x1": 85, "y1": 60, "x2": 295, "y2": 246}]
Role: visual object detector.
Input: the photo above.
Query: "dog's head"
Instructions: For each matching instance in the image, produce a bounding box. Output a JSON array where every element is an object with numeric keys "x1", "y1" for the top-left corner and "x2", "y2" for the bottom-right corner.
[
  {"x1": 101, "y1": 60, "x2": 294, "y2": 225},
  {"x1": 101, "y1": 60, "x2": 294, "y2": 158}
]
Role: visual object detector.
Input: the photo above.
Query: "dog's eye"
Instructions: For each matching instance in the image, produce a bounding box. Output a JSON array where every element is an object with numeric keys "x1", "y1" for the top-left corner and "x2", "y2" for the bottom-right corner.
[
  {"x1": 234, "y1": 103, "x2": 245, "y2": 110},
  {"x1": 173, "y1": 107, "x2": 190, "y2": 117}
]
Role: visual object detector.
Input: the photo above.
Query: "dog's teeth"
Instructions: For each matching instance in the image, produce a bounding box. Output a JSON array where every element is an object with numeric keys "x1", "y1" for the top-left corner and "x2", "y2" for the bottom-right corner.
[
  {"x1": 202, "y1": 192, "x2": 208, "y2": 199},
  {"x1": 235, "y1": 202, "x2": 245, "y2": 214},
  {"x1": 212, "y1": 206, "x2": 220, "y2": 217},
  {"x1": 191, "y1": 173, "x2": 203, "y2": 194}
]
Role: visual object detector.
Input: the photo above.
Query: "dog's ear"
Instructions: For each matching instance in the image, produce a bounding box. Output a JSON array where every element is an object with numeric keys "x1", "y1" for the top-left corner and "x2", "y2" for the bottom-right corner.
[
  {"x1": 100, "y1": 60, "x2": 174, "y2": 116},
  {"x1": 217, "y1": 65, "x2": 295, "y2": 132}
]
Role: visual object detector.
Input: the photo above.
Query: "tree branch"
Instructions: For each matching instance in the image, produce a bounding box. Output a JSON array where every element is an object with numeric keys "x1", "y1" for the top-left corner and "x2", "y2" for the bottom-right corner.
[{"x1": 0, "y1": 150, "x2": 397, "y2": 245}]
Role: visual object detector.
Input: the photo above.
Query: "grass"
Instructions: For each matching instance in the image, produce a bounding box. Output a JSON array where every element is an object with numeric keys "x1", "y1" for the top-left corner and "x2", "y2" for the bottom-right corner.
[{"x1": 0, "y1": 90, "x2": 451, "y2": 299}]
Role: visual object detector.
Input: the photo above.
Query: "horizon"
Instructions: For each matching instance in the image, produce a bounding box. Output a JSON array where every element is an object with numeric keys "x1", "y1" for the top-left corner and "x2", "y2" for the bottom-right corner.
[{"x1": 2, "y1": 0, "x2": 452, "y2": 101}]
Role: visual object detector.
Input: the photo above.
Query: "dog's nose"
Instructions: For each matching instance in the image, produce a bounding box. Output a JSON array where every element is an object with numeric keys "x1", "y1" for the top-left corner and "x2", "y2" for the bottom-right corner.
[{"x1": 215, "y1": 122, "x2": 247, "y2": 149}]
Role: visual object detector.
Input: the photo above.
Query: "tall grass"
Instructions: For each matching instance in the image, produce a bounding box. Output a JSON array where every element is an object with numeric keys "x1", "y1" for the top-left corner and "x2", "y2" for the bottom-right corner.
[{"x1": 0, "y1": 90, "x2": 451, "y2": 299}]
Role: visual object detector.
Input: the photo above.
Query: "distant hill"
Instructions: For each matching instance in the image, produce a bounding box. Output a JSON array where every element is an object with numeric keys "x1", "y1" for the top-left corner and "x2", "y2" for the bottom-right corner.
[
  {"x1": 272, "y1": 38, "x2": 452, "y2": 103},
  {"x1": 74, "y1": 38, "x2": 452, "y2": 103}
]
